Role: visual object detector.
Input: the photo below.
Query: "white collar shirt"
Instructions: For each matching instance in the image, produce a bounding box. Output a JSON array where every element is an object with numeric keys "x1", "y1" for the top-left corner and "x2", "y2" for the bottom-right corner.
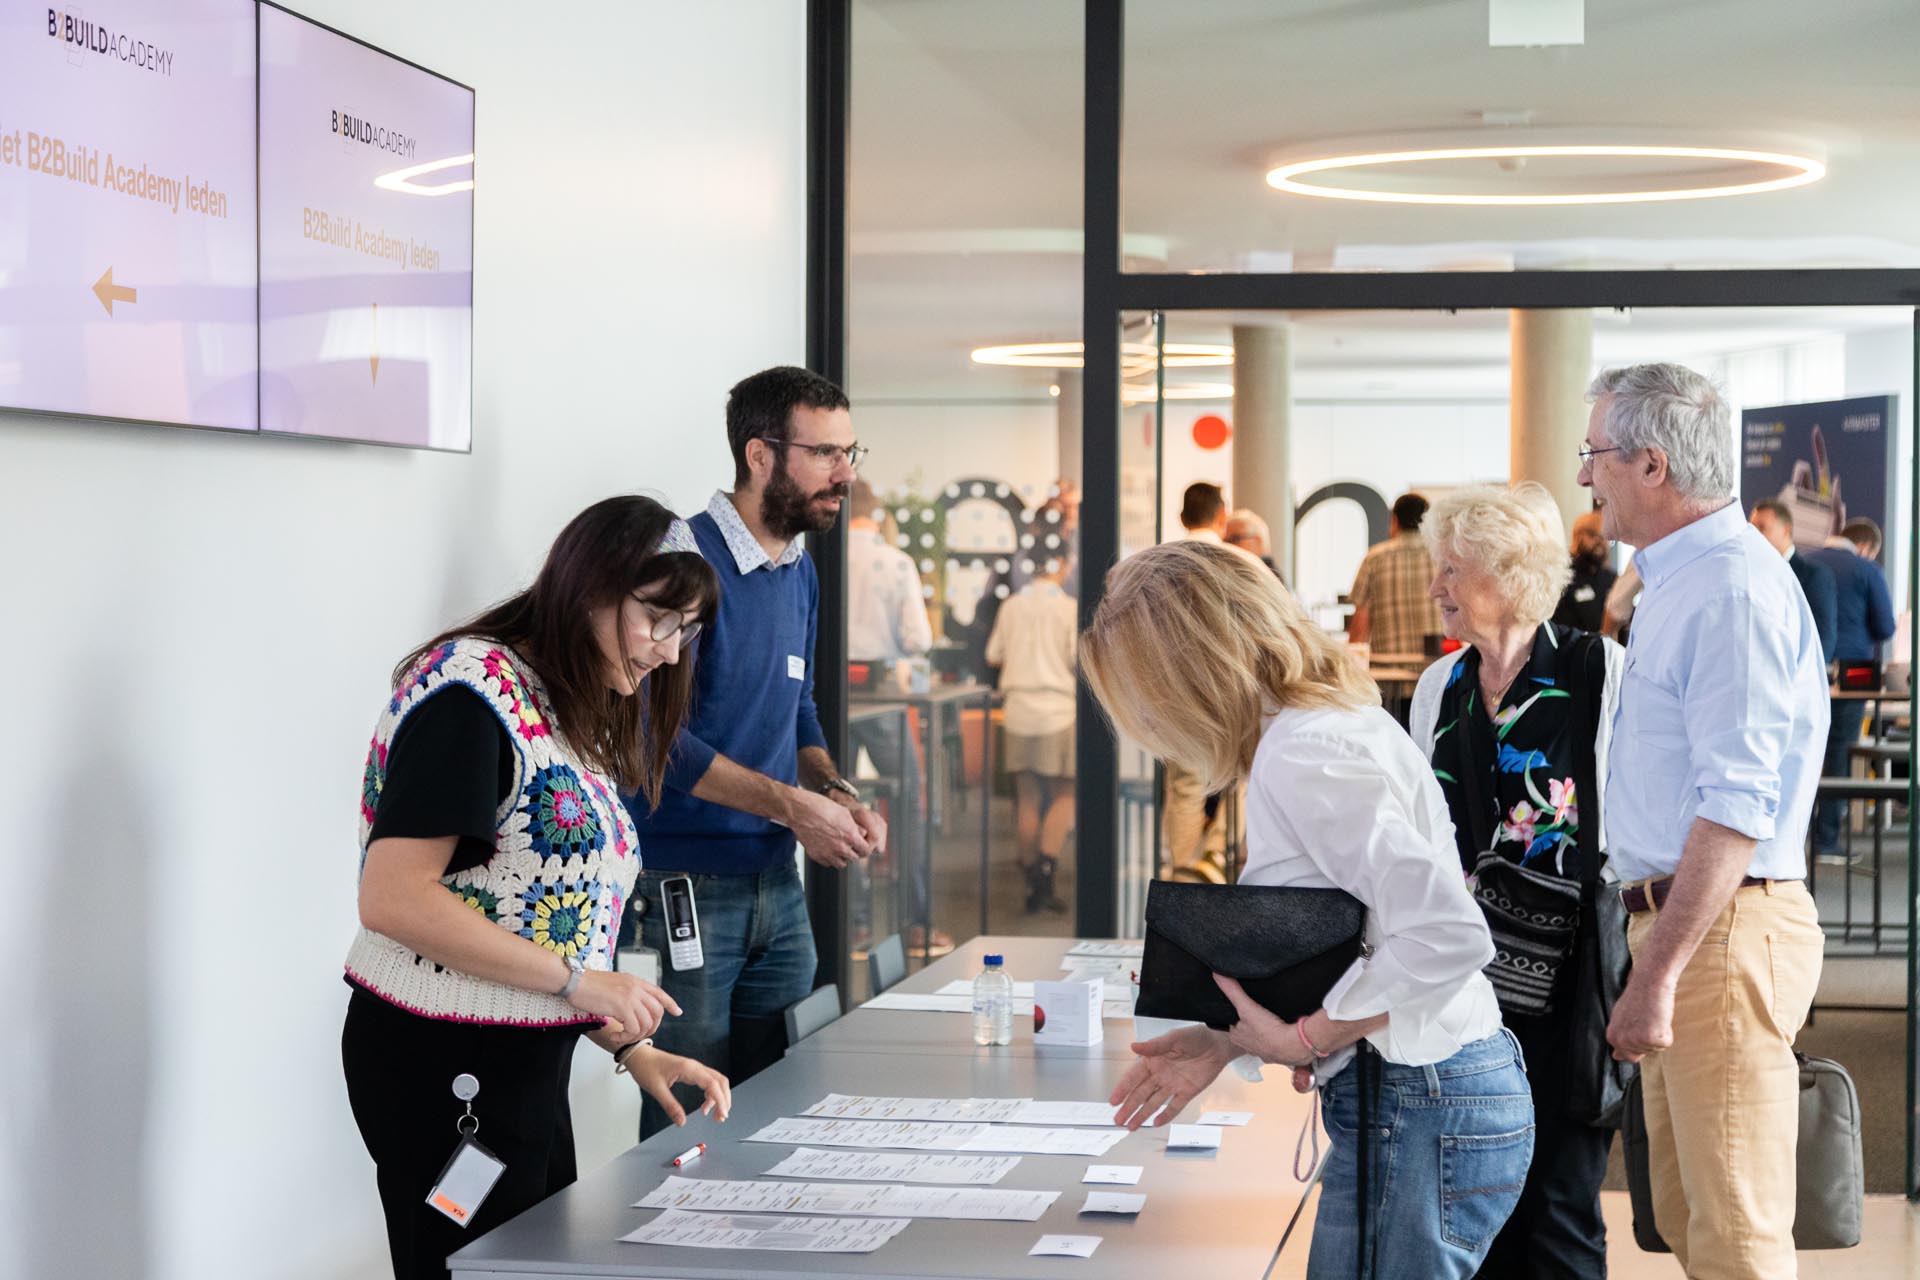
[
  {"x1": 708, "y1": 490, "x2": 804, "y2": 574},
  {"x1": 1606, "y1": 502, "x2": 1830, "y2": 883},
  {"x1": 984, "y1": 580, "x2": 1079, "y2": 735},
  {"x1": 848, "y1": 525, "x2": 932, "y2": 663},
  {"x1": 1239, "y1": 704, "x2": 1501, "y2": 1079}
]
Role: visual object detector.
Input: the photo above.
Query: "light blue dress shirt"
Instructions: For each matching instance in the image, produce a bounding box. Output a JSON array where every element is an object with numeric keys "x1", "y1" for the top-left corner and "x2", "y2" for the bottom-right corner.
[{"x1": 1605, "y1": 501, "x2": 1830, "y2": 883}]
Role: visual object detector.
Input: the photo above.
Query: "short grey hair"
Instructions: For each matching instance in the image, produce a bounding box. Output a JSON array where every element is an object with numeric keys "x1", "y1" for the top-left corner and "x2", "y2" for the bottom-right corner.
[
  {"x1": 1587, "y1": 363, "x2": 1733, "y2": 505},
  {"x1": 1424, "y1": 482, "x2": 1572, "y2": 627}
]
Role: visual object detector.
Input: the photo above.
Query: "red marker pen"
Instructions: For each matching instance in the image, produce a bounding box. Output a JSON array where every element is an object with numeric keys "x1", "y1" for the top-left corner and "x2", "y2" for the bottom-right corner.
[{"x1": 672, "y1": 1143, "x2": 707, "y2": 1167}]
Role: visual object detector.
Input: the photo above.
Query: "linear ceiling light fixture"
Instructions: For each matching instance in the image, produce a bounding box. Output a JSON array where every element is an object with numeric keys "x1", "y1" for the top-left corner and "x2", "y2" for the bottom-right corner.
[
  {"x1": 971, "y1": 341, "x2": 1233, "y2": 369},
  {"x1": 1264, "y1": 144, "x2": 1824, "y2": 206},
  {"x1": 374, "y1": 152, "x2": 476, "y2": 197}
]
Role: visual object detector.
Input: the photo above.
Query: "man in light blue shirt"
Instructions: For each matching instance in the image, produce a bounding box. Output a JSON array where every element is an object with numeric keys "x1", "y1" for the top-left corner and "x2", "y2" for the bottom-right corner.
[{"x1": 1579, "y1": 363, "x2": 1828, "y2": 1278}]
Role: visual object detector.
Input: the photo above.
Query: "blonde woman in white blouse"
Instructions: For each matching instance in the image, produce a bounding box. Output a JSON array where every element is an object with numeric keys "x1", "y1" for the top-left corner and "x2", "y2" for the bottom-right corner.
[{"x1": 1084, "y1": 540, "x2": 1532, "y2": 1280}]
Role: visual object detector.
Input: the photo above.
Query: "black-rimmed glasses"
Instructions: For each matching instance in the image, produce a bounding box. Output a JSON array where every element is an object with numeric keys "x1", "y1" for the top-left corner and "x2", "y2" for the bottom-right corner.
[
  {"x1": 762, "y1": 438, "x2": 869, "y2": 469},
  {"x1": 1578, "y1": 443, "x2": 1627, "y2": 465},
  {"x1": 630, "y1": 595, "x2": 702, "y2": 644}
]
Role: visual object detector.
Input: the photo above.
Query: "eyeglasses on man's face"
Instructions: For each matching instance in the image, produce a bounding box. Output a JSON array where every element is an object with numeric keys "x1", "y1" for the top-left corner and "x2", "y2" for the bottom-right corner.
[
  {"x1": 629, "y1": 595, "x2": 703, "y2": 644},
  {"x1": 762, "y1": 438, "x2": 869, "y2": 470},
  {"x1": 1577, "y1": 443, "x2": 1628, "y2": 465}
]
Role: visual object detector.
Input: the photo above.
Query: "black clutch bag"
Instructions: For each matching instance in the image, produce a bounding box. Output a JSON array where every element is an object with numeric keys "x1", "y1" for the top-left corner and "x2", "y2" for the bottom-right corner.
[{"x1": 1136, "y1": 879, "x2": 1367, "y2": 1030}]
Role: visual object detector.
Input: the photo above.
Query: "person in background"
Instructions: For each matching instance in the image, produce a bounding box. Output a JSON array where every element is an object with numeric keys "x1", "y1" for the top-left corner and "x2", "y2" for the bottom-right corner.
[
  {"x1": 1580, "y1": 363, "x2": 1827, "y2": 1279},
  {"x1": 1087, "y1": 540, "x2": 1528, "y2": 1279},
  {"x1": 1806, "y1": 516, "x2": 1897, "y2": 860},
  {"x1": 1163, "y1": 480, "x2": 1235, "y2": 870},
  {"x1": 1348, "y1": 492, "x2": 1443, "y2": 656},
  {"x1": 1601, "y1": 560, "x2": 1641, "y2": 642},
  {"x1": 1552, "y1": 509, "x2": 1617, "y2": 635},
  {"x1": 1750, "y1": 499, "x2": 1838, "y2": 663},
  {"x1": 985, "y1": 532, "x2": 1079, "y2": 914},
  {"x1": 845, "y1": 478, "x2": 948, "y2": 956},
  {"x1": 1226, "y1": 507, "x2": 1287, "y2": 584},
  {"x1": 1178, "y1": 481, "x2": 1229, "y2": 544},
  {"x1": 623, "y1": 366, "x2": 886, "y2": 1139},
  {"x1": 1411, "y1": 484, "x2": 1626, "y2": 1280},
  {"x1": 343, "y1": 498, "x2": 731, "y2": 1280}
]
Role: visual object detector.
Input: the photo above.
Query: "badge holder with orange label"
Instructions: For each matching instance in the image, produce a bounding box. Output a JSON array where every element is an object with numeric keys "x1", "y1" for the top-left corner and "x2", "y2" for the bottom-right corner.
[{"x1": 425, "y1": 1073, "x2": 507, "y2": 1227}]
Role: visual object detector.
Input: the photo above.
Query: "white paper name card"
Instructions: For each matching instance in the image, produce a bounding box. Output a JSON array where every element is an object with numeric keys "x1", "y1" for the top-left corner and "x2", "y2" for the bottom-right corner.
[
  {"x1": 1166, "y1": 1124, "x2": 1222, "y2": 1150},
  {"x1": 1033, "y1": 978, "x2": 1102, "y2": 1046}
]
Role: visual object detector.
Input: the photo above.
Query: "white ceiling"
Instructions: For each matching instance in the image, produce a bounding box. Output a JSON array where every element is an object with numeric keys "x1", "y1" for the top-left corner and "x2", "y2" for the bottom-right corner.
[{"x1": 847, "y1": 0, "x2": 1920, "y2": 400}]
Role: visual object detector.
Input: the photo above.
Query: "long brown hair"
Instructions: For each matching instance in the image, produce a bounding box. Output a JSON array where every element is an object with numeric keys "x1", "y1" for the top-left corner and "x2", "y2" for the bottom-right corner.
[
  {"x1": 1080, "y1": 541, "x2": 1378, "y2": 791},
  {"x1": 395, "y1": 496, "x2": 718, "y2": 804}
]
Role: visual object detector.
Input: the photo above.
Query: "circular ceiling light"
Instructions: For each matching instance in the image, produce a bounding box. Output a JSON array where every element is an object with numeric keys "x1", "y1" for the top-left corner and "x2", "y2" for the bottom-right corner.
[
  {"x1": 972, "y1": 341, "x2": 1233, "y2": 370},
  {"x1": 1264, "y1": 144, "x2": 1824, "y2": 206},
  {"x1": 1120, "y1": 381, "x2": 1233, "y2": 404}
]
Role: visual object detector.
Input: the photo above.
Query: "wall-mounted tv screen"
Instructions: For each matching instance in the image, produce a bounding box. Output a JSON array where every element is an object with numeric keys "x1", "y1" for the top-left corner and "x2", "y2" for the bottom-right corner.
[
  {"x1": 258, "y1": 4, "x2": 473, "y2": 450},
  {"x1": 0, "y1": 0, "x2": 260, "y2": 431}
]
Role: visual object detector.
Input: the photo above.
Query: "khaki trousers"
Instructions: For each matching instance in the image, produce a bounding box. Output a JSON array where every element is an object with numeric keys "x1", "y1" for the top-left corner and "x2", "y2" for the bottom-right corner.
[{"x1": 1626, "y1": 878, "x2": 1823, "y2": 1279}]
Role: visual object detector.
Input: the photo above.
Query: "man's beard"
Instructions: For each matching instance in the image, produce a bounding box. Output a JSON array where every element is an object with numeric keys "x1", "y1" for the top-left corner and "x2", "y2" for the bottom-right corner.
[{"x1": 761, "y1": 456, "x2": 849, "y2": 540}]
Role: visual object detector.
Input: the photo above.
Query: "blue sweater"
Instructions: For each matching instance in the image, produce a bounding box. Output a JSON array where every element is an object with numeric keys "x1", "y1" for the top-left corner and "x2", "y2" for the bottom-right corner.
[
  {"x1": 625, "y1": 508, "x2": 828, "y2": 874},
  {"x1": 1806, "y1": 545, "x2": 1895, "y2": 662}
]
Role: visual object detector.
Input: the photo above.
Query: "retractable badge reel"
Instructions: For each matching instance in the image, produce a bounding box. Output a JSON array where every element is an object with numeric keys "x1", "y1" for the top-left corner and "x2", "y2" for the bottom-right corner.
[{"x1": 425, "y1": 1073, "x2": 508, "y2": 1227}]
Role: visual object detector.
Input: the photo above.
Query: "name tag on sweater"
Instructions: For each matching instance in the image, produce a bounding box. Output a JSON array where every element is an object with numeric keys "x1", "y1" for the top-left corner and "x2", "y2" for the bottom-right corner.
[{"x1": 788, "y1": 655, "x2": 806, "y2": 681}]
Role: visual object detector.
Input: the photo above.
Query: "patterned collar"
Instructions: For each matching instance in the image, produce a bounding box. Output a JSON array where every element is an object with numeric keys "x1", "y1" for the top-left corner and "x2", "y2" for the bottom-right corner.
[{"x1": 707, "y1": 490, "x2": 805, "y2": 574}]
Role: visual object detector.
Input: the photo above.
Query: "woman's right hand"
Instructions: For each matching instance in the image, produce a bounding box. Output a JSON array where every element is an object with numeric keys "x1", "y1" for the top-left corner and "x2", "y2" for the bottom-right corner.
[
  {"x1": 1109, "y1": 1025, "x2": 1234, "y2": 1130},
  {"x1": 566, "y1": 969, "x2": 681, "y2": 1040}
]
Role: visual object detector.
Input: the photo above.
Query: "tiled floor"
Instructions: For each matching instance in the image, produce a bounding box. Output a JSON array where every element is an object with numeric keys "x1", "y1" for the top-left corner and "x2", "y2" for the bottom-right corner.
[
  {"x1": 1273, "y1": 1189, "x2": 1920, "y2": 1277},
  {"x1": 1600, "y1": 1191, "x2": 1920, "y2": 1279}
]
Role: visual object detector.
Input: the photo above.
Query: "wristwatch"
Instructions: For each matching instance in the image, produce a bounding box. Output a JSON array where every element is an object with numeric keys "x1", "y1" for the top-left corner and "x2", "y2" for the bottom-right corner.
[
  {"x1": 820, "y1": 777, "x2": 861, "y2": 803},
  {"x1": 556, "y1": 953, "x2": 586, "y2": 1000}
]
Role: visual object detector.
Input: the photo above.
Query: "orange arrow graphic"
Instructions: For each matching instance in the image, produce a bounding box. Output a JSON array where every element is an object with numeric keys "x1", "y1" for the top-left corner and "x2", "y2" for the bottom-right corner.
[
  {"x1": 93, "y1": 267, "x2": 137, "y2": 317},
  {"x1": 370, "y1": 302, "x2": 380, "y2": 384}
]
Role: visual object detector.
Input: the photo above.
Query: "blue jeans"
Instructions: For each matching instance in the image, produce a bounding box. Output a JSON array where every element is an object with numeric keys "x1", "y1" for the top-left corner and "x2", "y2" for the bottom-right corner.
[
  {"x1": 1308, "y1": 1031, "x2": 1534, "y2": 1280},
  {"x1": 627, "y1": 862, "x2": 816, "y2": 1140},
  {"x1": 1814, "y1": 694, "x2": 1856, "y2": 851}
]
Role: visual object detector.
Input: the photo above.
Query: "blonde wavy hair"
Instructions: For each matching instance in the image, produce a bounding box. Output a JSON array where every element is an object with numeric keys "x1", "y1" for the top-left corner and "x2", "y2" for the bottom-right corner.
[
  {"x1": 1080, "y1": 541, "x2": 1379, "y2": 792},
  {"x1": 1423, "y1": 483, "x2": 1572, "y2": 627}
]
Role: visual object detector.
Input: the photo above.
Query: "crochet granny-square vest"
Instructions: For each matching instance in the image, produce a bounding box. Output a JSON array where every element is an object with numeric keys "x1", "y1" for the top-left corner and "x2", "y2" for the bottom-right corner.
[{"x1": 344, "y1": 637, "x2": 641, "y2": 1025}]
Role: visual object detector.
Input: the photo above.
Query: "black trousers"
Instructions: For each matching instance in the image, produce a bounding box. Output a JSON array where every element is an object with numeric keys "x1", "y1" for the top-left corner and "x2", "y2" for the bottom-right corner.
[
  {"x1": 1474, "y1": 985, "x2": 1614, "y2": 1280},
  {"x1": 341, "y1": 989, "x2": 585, "y2": 1280}
]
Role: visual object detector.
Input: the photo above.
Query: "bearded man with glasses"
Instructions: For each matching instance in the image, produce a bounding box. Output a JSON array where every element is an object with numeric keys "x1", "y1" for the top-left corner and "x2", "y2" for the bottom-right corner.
[{"x1": 621, "y1": 365, "x2": 886, "y2": 1139}]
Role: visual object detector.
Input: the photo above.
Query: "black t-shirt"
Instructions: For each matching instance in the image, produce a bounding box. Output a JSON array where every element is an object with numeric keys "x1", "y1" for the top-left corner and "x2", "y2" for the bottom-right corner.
[
  {"x1": 368, "y1": 685, "x2": 515, "y2": 876},
  {"x1": 1552, "y1": 560, "x2": 1617, "y2": 635}
]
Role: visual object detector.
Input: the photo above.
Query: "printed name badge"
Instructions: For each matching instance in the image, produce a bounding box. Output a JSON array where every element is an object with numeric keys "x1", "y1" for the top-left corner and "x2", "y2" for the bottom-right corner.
[
  {"x1": 426, "y1": 1135, "x2": 507, "y2": 1227},
  {"x1": 787, "y1": 654, "x2": 806, "y2": 681}
]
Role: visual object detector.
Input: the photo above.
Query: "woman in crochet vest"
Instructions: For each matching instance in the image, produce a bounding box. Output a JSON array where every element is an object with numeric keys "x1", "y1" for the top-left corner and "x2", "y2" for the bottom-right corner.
[{"x1": 341, "y1": 496, "x2": 730, "y2": 1280}]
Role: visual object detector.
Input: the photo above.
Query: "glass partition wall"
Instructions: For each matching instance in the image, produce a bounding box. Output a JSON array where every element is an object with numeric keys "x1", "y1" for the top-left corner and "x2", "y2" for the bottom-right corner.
[{"x1": 829, "y1": 6, "x2": 1920, "y2": 1189}]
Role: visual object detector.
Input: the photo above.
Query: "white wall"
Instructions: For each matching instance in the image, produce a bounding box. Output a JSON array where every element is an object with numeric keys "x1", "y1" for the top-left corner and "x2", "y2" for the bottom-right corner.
[
  {"x1": 0, "y1": 4, "x2": 804, "y2": 1278},
  {"x1": 855, "y1": 400, "x2": 1061, "y2": 510}
]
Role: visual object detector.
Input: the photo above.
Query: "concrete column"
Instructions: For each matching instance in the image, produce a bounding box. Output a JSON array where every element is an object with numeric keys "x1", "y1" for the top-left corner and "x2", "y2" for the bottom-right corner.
[
  {"x1": 1055, "y1": 368, "x2": 1083, "y2": 488},
  {"x1": 1509, "y1": 308, "x2": 1595, "y2": 529},
  {"x1": 1230, "y1": 324, "x2": 1294, "y2": 579}
]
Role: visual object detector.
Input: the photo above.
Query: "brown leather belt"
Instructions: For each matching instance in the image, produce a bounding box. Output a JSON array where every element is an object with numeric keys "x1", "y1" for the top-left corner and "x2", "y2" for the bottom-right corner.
[{"x1": 1620, "y1": 875, "x2": 1800, "y2": 914}]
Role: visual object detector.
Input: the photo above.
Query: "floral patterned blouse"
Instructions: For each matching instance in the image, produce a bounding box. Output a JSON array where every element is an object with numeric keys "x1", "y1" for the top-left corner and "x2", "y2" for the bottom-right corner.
[{"x1": 1430, "y1": 621, "x2": 1589, "y2": 881}]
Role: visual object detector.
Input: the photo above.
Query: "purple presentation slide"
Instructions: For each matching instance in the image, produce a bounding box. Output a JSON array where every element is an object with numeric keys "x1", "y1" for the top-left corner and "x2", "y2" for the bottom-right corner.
[
  {"x1": 0, "y1": 0, "x2": 259, "y2": 431},
  {"x1": 258, "y1": 6, "x2": 473, "y2": 450}
]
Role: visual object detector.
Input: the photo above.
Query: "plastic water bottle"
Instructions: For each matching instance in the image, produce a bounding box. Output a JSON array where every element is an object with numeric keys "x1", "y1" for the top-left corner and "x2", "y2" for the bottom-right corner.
[{"x1": 972, "y1": 954, "x2": 1013, "y2": 1045}]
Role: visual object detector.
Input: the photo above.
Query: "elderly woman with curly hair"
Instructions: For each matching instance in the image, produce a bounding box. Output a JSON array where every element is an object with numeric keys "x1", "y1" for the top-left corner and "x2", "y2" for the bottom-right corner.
[{"x1": 1409, "y1": 483, "x2": 1627, "y2": 1280}]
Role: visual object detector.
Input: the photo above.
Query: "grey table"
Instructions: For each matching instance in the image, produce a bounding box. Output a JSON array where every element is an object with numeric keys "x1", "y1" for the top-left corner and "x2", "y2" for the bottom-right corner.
[
  {"x1": 792, "y1": 936, "x2": 1143, "y2": 1061},
  {"x1": 451, "y1": 938, "x2": 1321, "y2": 1280}
]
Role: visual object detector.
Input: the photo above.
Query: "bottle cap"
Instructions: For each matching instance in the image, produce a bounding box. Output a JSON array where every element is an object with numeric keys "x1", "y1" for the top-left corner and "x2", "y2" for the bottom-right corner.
[{"x1": 984, "y1": 954, "x2": 1004, "y2": 966}]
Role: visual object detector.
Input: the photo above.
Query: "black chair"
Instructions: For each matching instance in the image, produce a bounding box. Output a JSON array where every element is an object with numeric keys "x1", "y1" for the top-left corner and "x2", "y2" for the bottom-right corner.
[
  {"x1": 783, "y1": 983, "x2": 843, "y2": 1046},
  {"x1": 868, "y1": 934, "x2": 907, "y2": 995}
]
